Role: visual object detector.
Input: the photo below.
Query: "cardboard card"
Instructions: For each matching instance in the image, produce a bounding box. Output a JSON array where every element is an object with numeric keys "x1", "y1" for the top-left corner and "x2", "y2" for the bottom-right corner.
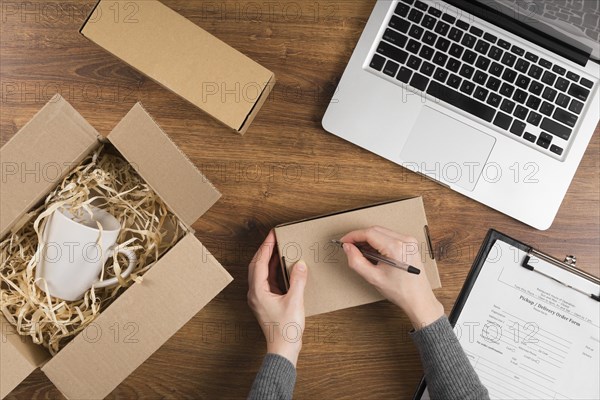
[{"x1": 274, "y1": 197, "x2": 440, "y2": 317}]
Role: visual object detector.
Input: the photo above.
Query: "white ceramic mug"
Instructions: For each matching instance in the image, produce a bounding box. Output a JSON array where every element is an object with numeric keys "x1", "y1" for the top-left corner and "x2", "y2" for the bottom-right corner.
[{"x1": 35, "y1": 206, "x2": 137, "y2": 301}]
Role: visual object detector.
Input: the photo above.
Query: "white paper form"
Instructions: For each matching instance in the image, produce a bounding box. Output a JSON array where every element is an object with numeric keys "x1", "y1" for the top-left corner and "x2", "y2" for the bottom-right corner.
[{"x1": 448, "y1": 240, "x2": 600, "y2": 400}]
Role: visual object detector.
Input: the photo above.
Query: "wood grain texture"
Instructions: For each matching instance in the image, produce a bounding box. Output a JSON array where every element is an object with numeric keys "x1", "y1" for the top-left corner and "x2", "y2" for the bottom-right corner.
[{"x1": 1, "y1": 1, "x2": 598, "y2": 399}]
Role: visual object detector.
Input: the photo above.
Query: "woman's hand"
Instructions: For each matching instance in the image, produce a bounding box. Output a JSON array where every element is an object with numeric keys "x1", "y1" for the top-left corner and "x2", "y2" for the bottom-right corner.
[
  {"x1": 248, "y1": 231, "x2": 308, "y2": 367},
  {"x1": 341, "y1": 226, "x2": 444, "y2": 330}
]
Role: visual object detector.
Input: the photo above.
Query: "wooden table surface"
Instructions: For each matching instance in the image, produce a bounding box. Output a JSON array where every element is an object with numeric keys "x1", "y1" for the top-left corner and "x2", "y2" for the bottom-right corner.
[{"x1": 1, "y1": 1, "x2": 598, "y2": 399}]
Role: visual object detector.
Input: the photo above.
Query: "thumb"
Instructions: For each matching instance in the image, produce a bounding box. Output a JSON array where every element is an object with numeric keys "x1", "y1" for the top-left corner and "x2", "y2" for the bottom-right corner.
[
  {"x1": 343, "y1": 243, "x2": 381, "y2": 286},
  {"x1": 287, "y1": 260, "x2": 308, "y2": 299}
]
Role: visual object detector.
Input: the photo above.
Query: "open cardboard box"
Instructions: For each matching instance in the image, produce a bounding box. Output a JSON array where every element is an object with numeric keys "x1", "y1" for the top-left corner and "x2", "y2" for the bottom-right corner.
[
  {"x1": 80, "y1": 0, "x2": 276, "y2": 135},
  {"x1": 274, "y1": 197, "x2": 441, "y2": 317},
  {"x1": 0, "y1": 95, "x2": 233, "y2": 399}
]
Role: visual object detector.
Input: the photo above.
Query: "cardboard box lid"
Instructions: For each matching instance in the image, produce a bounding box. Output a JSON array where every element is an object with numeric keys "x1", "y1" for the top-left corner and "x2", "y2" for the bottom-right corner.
[
  {"x1": 107, "y1": 103, "x2": 221, "y2": 227},
  {"x1": 274, "y1": 197, "x2": 441, "y2": 317},
  {"x1": 41, "y1": 233, "x2": 233, "y2": 399},
  {"x1": 80, "y1": 0, "x2": 275, "y2": 133},
  {"x1": 0, "y1": 95, "x2": 100, "y2": 239},
  {"x1": 0, "y1": 317, "x2": 50, "y2": 398}
]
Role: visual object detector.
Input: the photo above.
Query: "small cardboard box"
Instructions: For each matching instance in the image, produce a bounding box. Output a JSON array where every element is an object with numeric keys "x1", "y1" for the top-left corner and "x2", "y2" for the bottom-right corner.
[
  {"x1": 0, "y1": 95, "x2": 233, "y2": 399},
  {"x1": 274, "y1": 198, "x2": 441, "y2": 317},
  {"x1": 80, "y1": 0, "x2": 275, "y2": 135}
]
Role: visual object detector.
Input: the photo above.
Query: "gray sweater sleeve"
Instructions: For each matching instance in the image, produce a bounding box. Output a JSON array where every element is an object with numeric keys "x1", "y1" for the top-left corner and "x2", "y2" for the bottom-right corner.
[
  {"x1": 411, "y1": 316, "x2": 490, "y2": 400},
  {"x1": 248, "y1": 353, "x2": 296, "y2": 400}
]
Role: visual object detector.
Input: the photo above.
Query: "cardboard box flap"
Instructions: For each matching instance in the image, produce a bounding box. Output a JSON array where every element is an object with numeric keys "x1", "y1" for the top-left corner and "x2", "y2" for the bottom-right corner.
[
  {"x1": 108, "y1": 103, "x2": 221, "y2": 227},
  {"x1": 81, "y1": 0, "x2": 274, "y2": 132},
  {"x1": 1, "y1": 316, "x2": 51, "y2": 398},
  {"x1": 42, "y1": 233, "x2": 233, "y2": 399},
  {"x1": 274, "y1": 197, "x2": 440, "y2": 317},
  {"x1": 0, "y1": 95, "x2": 100, "y2": 239}
]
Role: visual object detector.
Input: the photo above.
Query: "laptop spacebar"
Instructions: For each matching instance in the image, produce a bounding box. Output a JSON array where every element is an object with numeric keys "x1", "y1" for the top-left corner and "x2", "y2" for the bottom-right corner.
[{"x1": 427, "y1": 81, "x2": 496, "y2": 123}]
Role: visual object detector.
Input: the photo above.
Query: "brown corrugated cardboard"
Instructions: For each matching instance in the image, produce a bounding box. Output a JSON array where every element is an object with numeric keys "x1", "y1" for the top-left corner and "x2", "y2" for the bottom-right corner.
[
  {"x1": 274, "y1": 197, "x2": 441, "y2": 317},
  {"x1": 0, "y1": 95, "x2": 233, "y2": 398},
  {"x1": 80, "y1": 0, "x2": 275, "y2": 135}
]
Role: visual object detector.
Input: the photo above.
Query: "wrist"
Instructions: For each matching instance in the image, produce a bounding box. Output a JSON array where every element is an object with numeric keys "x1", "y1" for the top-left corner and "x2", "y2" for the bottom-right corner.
[
  {"x1": 267, "y1": 341, "x2": 302, "y2": 367},
  {"x1": 405, "y1": 296, "x2": 445, "y2": 330}
]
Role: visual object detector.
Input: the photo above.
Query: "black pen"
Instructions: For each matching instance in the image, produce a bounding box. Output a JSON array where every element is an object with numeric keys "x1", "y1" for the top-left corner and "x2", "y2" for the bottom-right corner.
[{"x1": 332, "y1": 240, "x2": 421, "y2": 275}]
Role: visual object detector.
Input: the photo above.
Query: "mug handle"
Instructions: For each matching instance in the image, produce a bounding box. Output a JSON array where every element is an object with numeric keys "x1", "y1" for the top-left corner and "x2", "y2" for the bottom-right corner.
[{"x1": 93, "y1": 247, "x2": 137, "y2": 289}]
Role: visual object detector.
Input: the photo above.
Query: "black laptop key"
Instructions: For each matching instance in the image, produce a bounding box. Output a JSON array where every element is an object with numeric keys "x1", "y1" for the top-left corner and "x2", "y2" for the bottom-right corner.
[
  {"x1": 553, "y1": 108, "x2": 578, "y2": 127},
  {"x1": 501, "y1": 98, "x2": 516, "y2": 113},
  {"x1": 383, "y1": 60, "x2": 400, "y2": 77},
  {"x1": 510, "y1": 120, "x2": 526, "y2": 136},
  {"x1": 435, "y1": 37, "x2": 451, "y2": 52},
  {"x1": 528, "y1": 65, "x2": 543, "y2": 79},
  {"x1": 527, "y1": 111, "x2": 542, "y2": 126},
  {"x1": 526, "y1": 95, "x2": 541, "y2": 110},
  {"x1": 432, "y1": 51, "x2": 448, "y2": 66},
  {"x1": 529, "y1": 81, "x2": 544, "y2": 96},
  {"x1": 500, "y1": 82, "x2": 514, "y2": 97},
  {"x1": 447, "y1": 74, "x2": 462, "y2": 89},
  {"x1": 541, "y1": 117, "x2": 572, "y2": 140},
  {"x1": 462, "y1": 50, "x2": 477, "y2": 65},
  {"x1": 461, "y1": 33, "x2": 477, "y2": 48},
  {"x1": 395, "y1": 3, "x2": 410, "y2": 17},
  {"x1": 542, "y1": 87, "x2": 557, "y2": 102},
  {"x1": 447, "y1": 58, "x2": 462, "y2": 73},
  {"x1": 370, "y1": 54, "x2": 386, "y2": 71},
  {"x1": 566, "y1": 71, "x2": 580, "y2": 82},
  {"x1": 513, "y1": 89, "x2": 528, "y2": 104},
  {"x1": 474, "y1": 70, "x2": 488, "y2": 85},
  {"x1": 410, "y1": 72, "x2": 430, "y2": 91},
  {"x1": 550, "y1": 145, "x2": 563, "y2": 156},
  {"x1": 514, "y1": 105, "x2": 528, "y2": 120},
  {"x1": 474, "y1": 86, "x2": 489, "y2": 101},
  {"x1": 569, "y1": 99, "x2": 584, "y2": 115},
  {"x1": 497, "y1": 39, "x2": 510, "y2": 49},
  {"x1": 415, "y1": 0, "x2": 428, "y2": 11},
  {"x1": 448, "y1": 27, "x2": 463, "y2": 42},
  {"x1": 540, "y1": 101, "x2": 555, "y2": 116},
  {"x1": 422, "y1": 15, "x2": 437, "y2": 30},
  {"x1": 427, "y1": 81, "x2": 496, "y2": 122},
  {"x1": 525, "y1": 52, "x2": 538, "y2": 62},
  {"x1": 422, "y1": 31, "x2": 438, "y2": 46},
  {"x1": 493, "y1": 111, "x2": 512, "y2": 129},
  {"x1": 555, "y1": 77, "x2": 569, "y2": 92},
  {"x1": 428, "y1": 7, "x2": 442, "y2": 17},
  {"x1": 383, "y1": 29, "x2": 408, "y2": 47},
  {"x1": 442, "y1": 13, "x2": 456, "y2": 24},
  {"x1": 433, "y1": 68, "x2": 449, "y2": 83},
  {"x1": 469, "y1": 26, "x2": 483, "y2": 37},
  {"x1": 556, "y1": 93, "x2": 570, "y2": 108},
  {"x1": 541, "y1": 71, "x2": 557, "y2": 86},
  {"x1": 511, "y1": 45, "x2": 525, "y2": 56},
  {"x1": 489, "y1": 46, "x2": 503, "y2": 61},
  {"x1": 552, "y1": 65, "x2": 566, "y2": 76},
  {"x1": 397, "y1": 66, "x2": 413, "y2": 83},
  {"x1": 460, "y1": 80, "x2": 475, "y2": 95},
  {"x1": 420, "y1": 45, "x2": 435, "y2": 60},
  {"x1": 487, "y1": 93, "x2": 502, "y2": 108},
  {"x1": 420, "y1": 61, "x2": 435, "y2": 76},
  {"x1": 568, "y1": 83, "x2": 590, "y2": 102},
  {"x1": 456, "y1": 20, "x2": 469, "y2": 30},
  {"x1": 459, "y1": 64, "x2": 474, "y2": 79},
  {"x1": 449, "y1": 43, "x2": 464, "y2": 58},
  {"x1": 489, "y1": 62, "x2": 504, "y2": 77},
  {"x1": 536, "y1": 132, "x2": 552, "y2": 149},
  {"x1": 539, "y1": 58, "x2": 552, "y2": 69},
  {"x1": 580, "y1": 77, "x2": 593, "y2": 89},
  {"x1": 486, "y1": 76, "x2": 501, "y2": 92},
  {"x1": 475, "y1": 39, "x2": 490, "y2": 54},
  {"x1": 435, "y1": 21, "x2": 450, "y2": 35},
  {"x1": 409, "y1": 25, "x2": 425, "y2": 40},
  {"x1": 377, "y1": 42, "x2": 409, "y2": 64},
  {"x1": 502, "y1": 69, "x2": 517, "y2": 84},
  {"x1": 389, "y1": 16, "x2": 410, "y2": 33},
  {"x1": 408, "y1": 8, "x2": 424, "y2": 23},
  {"x1": 406, "y1": 39, "x2": 422, "y2": 54},
  {"x1": 483, "y1": 32, "x2": 497, "y2": 43},
  {"x1": 408, "y1": 55, "x2": 422, "y2": 70},
  {"x1": 523, "y1": 132, "x2": 536, "y2": 142},
  {"x1": 515, "y1": 59, "x2": 530, "y2": 73},
  {"x1": 475, "y1": 56, "x2": 491, "y2": 71},
  {"x1": 501, "y1": 53, "x2": 516, "y2": 68}
]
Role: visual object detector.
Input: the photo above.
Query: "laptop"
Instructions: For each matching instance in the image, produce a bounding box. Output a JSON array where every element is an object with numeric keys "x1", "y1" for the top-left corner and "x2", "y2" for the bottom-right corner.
[{"x1": 323, "y1": 0, "x2": 599, "y2": 230}]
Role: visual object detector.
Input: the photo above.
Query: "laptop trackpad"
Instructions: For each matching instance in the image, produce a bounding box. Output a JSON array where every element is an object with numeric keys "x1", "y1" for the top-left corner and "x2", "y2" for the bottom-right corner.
[{"x1": 399, "y1": 107, "x2": 496, "y2": 192}]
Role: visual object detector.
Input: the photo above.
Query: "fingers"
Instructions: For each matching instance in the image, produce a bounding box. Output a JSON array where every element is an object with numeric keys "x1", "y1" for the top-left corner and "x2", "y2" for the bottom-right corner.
[
  {"x1": 340, "y1": 227, "x2": 397, "y2": 257},
  {"x1": 286, "y1": 260, "x2": 308, "y2": 301},
  {"x1": 249, "y1": 230, "x2": 276, "y2": 287},
  {"x1": 342, "y1": 243, "x2": 382, "y2": 286}
]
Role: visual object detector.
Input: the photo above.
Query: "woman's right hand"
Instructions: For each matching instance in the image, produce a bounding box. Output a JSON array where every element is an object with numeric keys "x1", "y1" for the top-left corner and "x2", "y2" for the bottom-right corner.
[{"x1": 340, "y1": 226, "x2": 444, "y2": 330}]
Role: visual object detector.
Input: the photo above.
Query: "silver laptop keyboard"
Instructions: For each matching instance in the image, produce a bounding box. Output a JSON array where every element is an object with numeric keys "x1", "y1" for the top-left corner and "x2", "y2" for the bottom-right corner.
[{"x1": 367, "y1": 0, "x2": 596, "y2": 159}]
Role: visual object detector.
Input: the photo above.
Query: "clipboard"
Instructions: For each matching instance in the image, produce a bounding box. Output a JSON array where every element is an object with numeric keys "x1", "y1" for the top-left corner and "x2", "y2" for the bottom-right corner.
[{"x1": 413, "y1": 229, "x2": 600, "y2": 400}]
